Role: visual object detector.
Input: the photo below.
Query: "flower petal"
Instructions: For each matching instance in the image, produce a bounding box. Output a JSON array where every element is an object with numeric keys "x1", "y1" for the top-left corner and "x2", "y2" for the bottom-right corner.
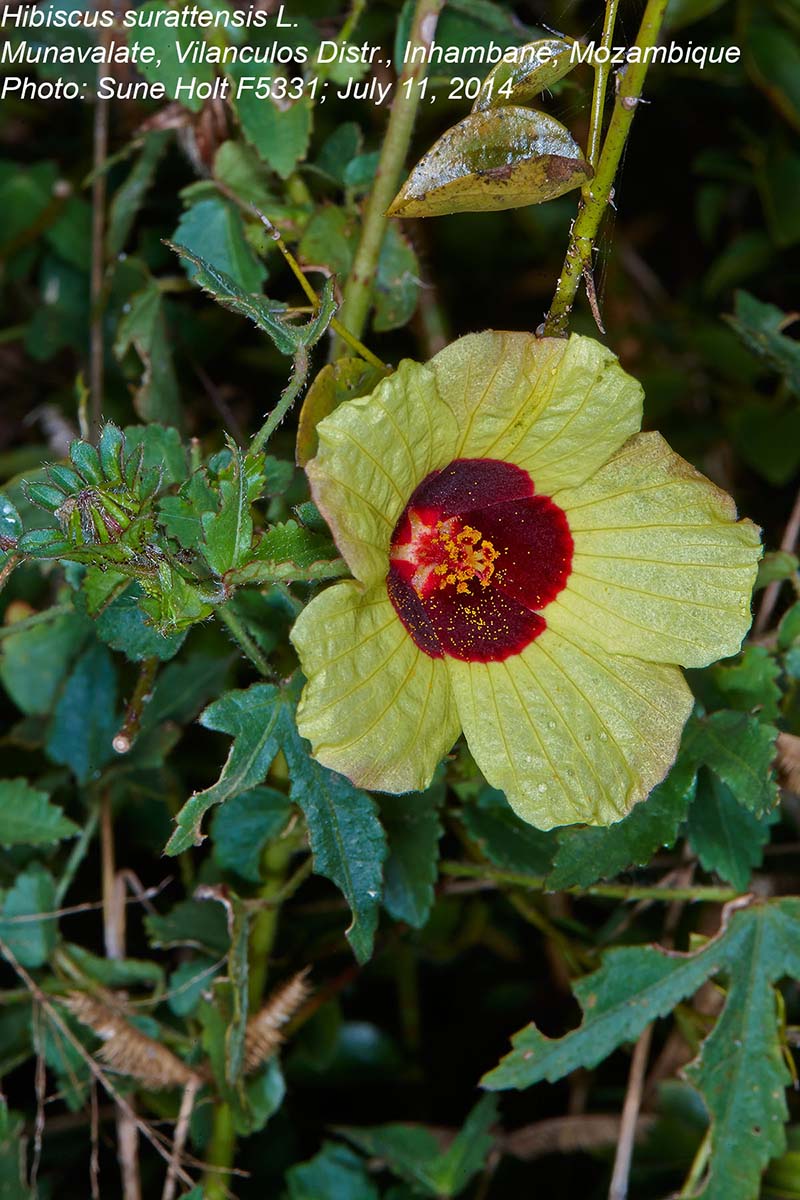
[
  {"x1": 430, "y1": 331, "x2": 643, "y2": 491},
  {"x1": 445, "y1": 625, "x2": 693, "y2": 829},
  {"x1": 292, "y1": 580, "x2": 460, "y2": 793},
  {"x1": 546, "y1": 432, "x2": 762, "y2": 667},
  {"x1": 307, "y1": 361, "x2": 460, "y2": 586}
]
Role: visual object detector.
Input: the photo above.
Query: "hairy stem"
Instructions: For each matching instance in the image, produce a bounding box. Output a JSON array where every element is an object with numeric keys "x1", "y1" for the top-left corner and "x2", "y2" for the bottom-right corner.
[
  {"x1": 113, "y1": 656, "x2": 159, "y2": 755},
  {"x1": 335, "y1": 0, "x2": 444, "y2": 348},
  {"x1": 542, "y1": 0, "x2": 670, "y2": 336},
  {"x1": 216, "y1": 604, "x2": 272, "y2": 677}
]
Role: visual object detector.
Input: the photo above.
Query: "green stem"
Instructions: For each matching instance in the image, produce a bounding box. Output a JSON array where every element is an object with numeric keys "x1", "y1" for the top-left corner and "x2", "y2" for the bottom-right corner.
[
  {"x1": 0, "y1": 552, "x2": 22, "y2": 594},
  {"x1": 439, "y1": 861, "x2": 739, "y2": 904},
  {"x1": 216, "y1": 604, "x2": 272, "y2": 677},
  {"x1": 586, "y1": 0, "x2": 621, "y2": 169},
  {"x1": 335, "y1": 0, "x2": 444, "y2": 349},
  {"x1": 203, "y1": 1104, "x2": 236, "y2": 1200},
  {"x1": 203, "y1": 833, "x2": 296, "y2": 1200},
  {"x1": 542, "y1": 0, "x2": 670, "y2": 336},
  {"x1": 249, "y1": 348, "x2": 311, "y2": 458},
  {"x1": 54, "y1": 808, "x2": 100, "y2": 907}
]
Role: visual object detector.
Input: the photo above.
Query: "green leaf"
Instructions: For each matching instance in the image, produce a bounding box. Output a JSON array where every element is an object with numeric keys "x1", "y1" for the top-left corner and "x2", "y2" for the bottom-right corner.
[
  {"x1": 114, "y1": 281, "x2": 182, "y2": 427},
  {"x1": 94, "y1": 581, "x2": 187, "y2": 662},
  {"x1": 141, "y1": 651, "x2": 232, "y2": 730},
  {"x1": 201, "y1": 442, "x2": 262, "y2": 575},
  {"x1": 133, "y1": 1, "x2": 214, "y2": 112},
  {"x1": 211, "y1": 786, "x2": 293, "y2": 883},
  {"x1": 379, "y1": 786, "x2": 444, "y2": 929},
  {"x1": 280, "y1": 701, "x2": 387, "y2": 965},
  {"x1": 472, "y1": 39, "x2": 574, "y2": 112},
  {"x1": 63, "y1": 944, "x2": 165, "y2": 989},
  {"x1": 223, "y1": 520, "x2": 348, "y2": 587},
  {"x1": 168, "y1": 956, "x2": 220, "y2": 1017},
  {"x1": 388, "y1": 107, "x2": 591, "y2": 218},
  {"x1": 169, "y1": 241, "x2": 336, "y2": 356},
  {"x1": 756, "y1": 137, "x2": 800, "y2": 249},
  {"x1": 234, "y1": 1057, "x2": 286, "y2": 1136},
  {"x1": 45, "y1": 641, "x2": 118, "y2": 784},
  {"x1": 174, "y1": 197, "x2": 266, "y2": 294},
  {"x1": 682, "y1": 710, "x2": 779, "y2": 816},
  {"x1": 687, "y1": 772, "x2": 774, "y2": 891},
  {"x1": 287, "y1": 1142, "x2": 380, "y2": 1200},
  {"x1": 779, "y1": 602, "x2": 800, "y2": 651},
  {"x1": 706, "y1": 646, "x2": 782, "y2": 723},
  {"x1": 373, "y1": 226, "x2": 420, "y2": 333},
  {"x1": 0, "y1": 864, "x2": 57, "y2": 969},
  {"x1": 746, "y1": 13, "x2": 800, "y2": 134},
  {"x1": 158, "y1": 472, "x2": 218, "y2": 551},
  {"x1": 339, "y1": 1095, "x2": 497, "y2": 1197},
  {"x1": 122, "y1": 423, "x2": 189, "y2": 487},
  {"x1": 145, "y1": 899, "x2": 230, "y2": 957},
  {"x1": 460, "y1": 787, "x2": 557, "y2": 876},
  {"x1": 0, "y1": 780, "x2": 78, "y2": 846},
  {"x1": 299, "y1": 207, "x2": 358, "y2": 278},
  {"x1": 107, "y1": 130, "x2": 171, "y2": 257},
  {"x1": 0, "y1": 611, "x2": 88, "y2": 716},
  {"x1": 214, "y1": 139, "x2": 278, "y2": 210},
  {"x1": 296, "y1": 358, "x2": 385, "y2": 467},
  {"x1": 482, "y1": 898, "x2": 800, "y2": 1200},
  {"x1": 547, "y1": 757, "x2": 697, "y2": 889},
  {"x1": 165, "y1": 684, "x2": 289, "y2": 854},
  {"x1": 756, "y1": 550, "x2": 800, "y2": 589},
  {"x1": 229, "y1": 67, "x2": 312, "y2": 178},
  {"x1": 726, "y1": 291, "x2": 800, "y2": 395},
  {"x1": 167, "y1": 683, "x2": 387, "y2": 963}
]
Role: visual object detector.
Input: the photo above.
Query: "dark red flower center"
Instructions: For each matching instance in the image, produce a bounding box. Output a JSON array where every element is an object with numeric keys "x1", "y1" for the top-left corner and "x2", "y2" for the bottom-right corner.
[{"x1": 387, "y1": 459, "x2": 573, "y2": 663}]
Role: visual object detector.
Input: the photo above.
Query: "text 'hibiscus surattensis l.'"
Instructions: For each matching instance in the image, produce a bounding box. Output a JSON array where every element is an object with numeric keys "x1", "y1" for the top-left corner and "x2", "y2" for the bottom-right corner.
[{"x1": 290, "y1": 333, "x2": 762, "y2": 829}]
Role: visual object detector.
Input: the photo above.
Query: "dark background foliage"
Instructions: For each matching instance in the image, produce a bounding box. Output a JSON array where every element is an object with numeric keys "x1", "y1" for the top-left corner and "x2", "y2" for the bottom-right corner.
[{"x1": 1, "y1": 0, "x2": 800, "y2": 1197}]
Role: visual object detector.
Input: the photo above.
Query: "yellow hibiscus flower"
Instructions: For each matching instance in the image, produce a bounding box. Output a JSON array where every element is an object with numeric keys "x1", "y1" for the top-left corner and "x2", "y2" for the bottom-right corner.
[{"x1": 290, "y1": 332, "x2": 761, "y2": 829}]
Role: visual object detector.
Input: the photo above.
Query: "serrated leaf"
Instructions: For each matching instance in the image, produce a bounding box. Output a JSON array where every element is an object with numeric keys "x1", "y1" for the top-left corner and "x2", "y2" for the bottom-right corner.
[
  {"x1": 0, "y1": 864, "x2": 57, "y2": 968},
  {"x1": 460, "y1": 787, "x2": 557, "y2": 876},
  {"x1": 229, "y1": 67, "x2": 312, "y2": 178},
  {"x1": 169, "y1": 241, "x2": 336, "y2": 356},
  {"x1": 683, "y1": 710, "x2": 779, "y2": 815},
  {"x1": 45, "y1": 641, "x2": 118, "y2": 784},
  {"x1": 0, "y1": 780, "x2": 78, "y2": 846},
  {"x1": 472, "y1": 39, "x2": 574, "y2": 112},
  {"x1": 133, "y1": 0, "x2": 214, "y2": 111},
  {"x1": 167, "y1": 682, "x2": 387, "y2": 962},
  {"x1": 388, "y1": 106, "x2": 591, "y2": 217},
  {"x1": 379, "y1": 784, "x2": 444, "y2": 929},
  {"x1": 223, "y1": 520, "x2": 348, "y2": 587},
  {"x1": 165, "y1": 684, "x2": 287, "y2": 853},
  {"x1": 280, "y1": 701, "x2": 387, "y2": 964},
  {"x1": 547, "y1": 757, "x2": 697, "y2": 889},
  {"x1": 688, "y1": 772, "x2": 775, "y2": 891}
]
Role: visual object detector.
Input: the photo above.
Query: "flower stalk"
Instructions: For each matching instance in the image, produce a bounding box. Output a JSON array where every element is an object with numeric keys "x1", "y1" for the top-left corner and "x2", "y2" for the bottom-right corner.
[{"x1": 542, "y1": 0, "x2": 671, "y2": 336}]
